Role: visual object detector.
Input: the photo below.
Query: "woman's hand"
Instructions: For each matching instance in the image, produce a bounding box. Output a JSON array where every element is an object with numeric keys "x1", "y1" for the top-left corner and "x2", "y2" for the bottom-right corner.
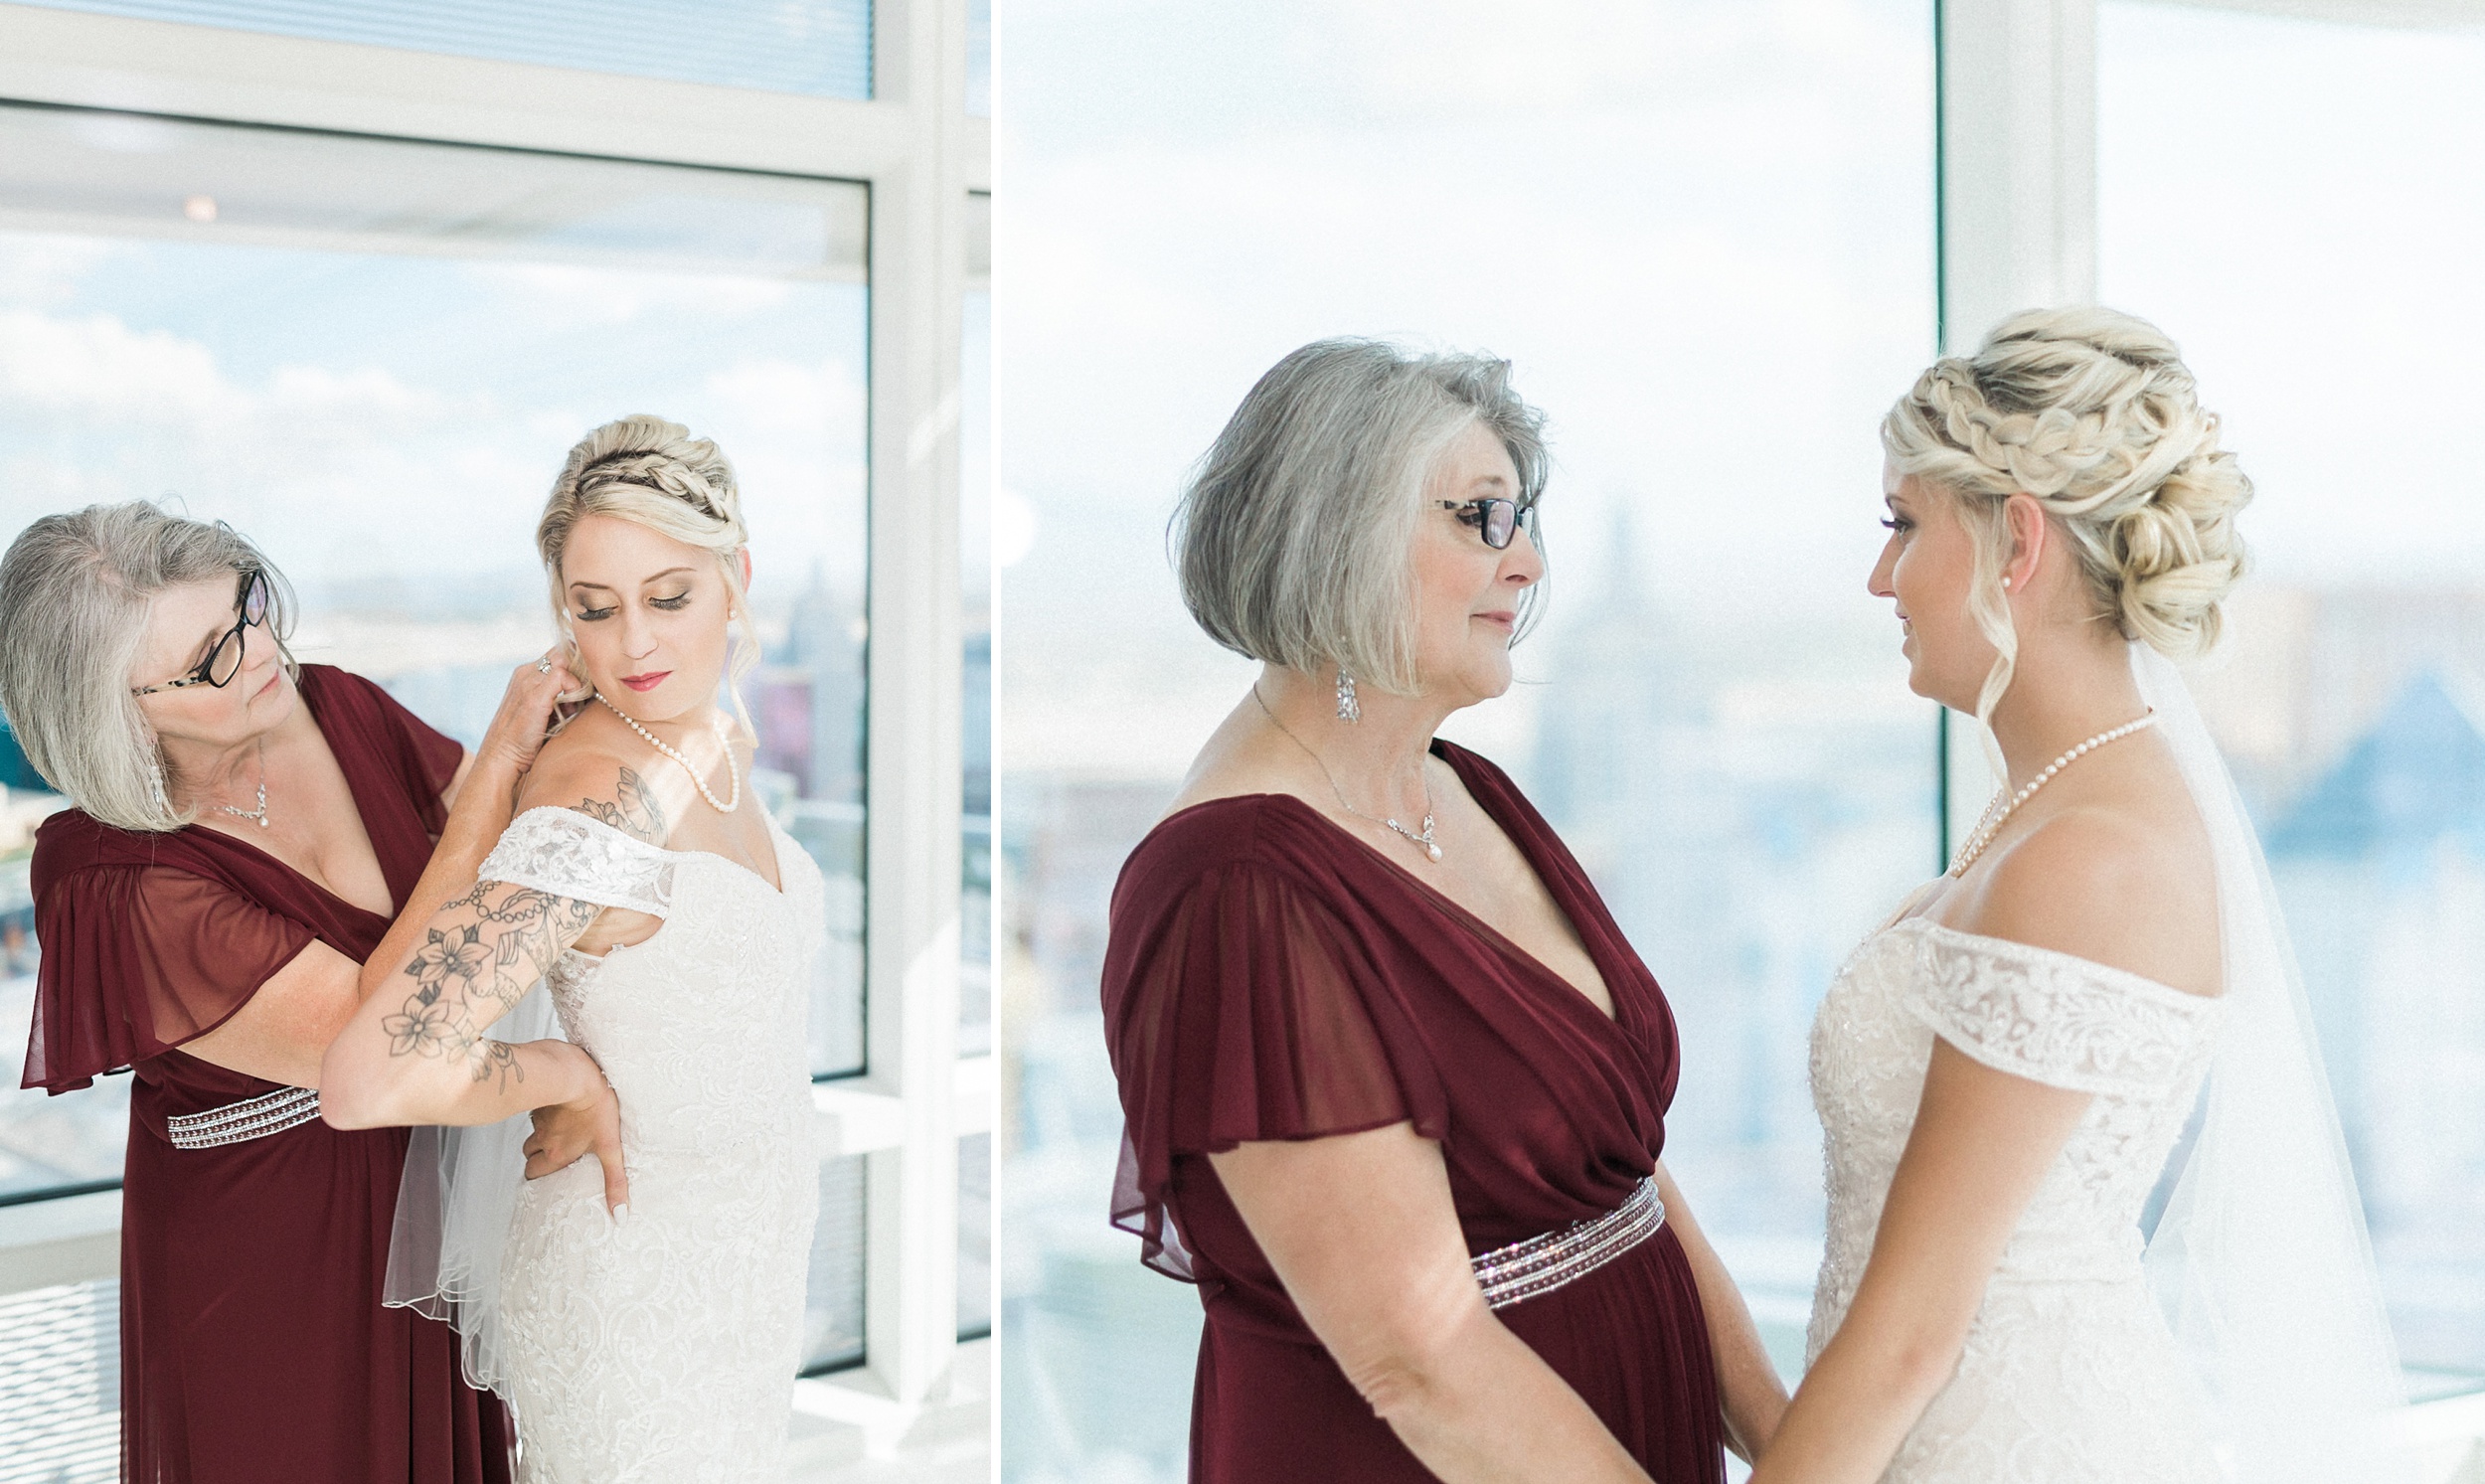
[
  {"x1": 525, "y1": 1042, "x2": 630, "y2": 1217},
  {"x1": 473, "y1": 651, "x2": 582, "y2": 787},
  {"x1": 1748, "y1": 1043, "x2": 2091, "y2": 1484},
  {"x1": 1213, "y1": 1123, "x2": 1655, "y2": 1483}
]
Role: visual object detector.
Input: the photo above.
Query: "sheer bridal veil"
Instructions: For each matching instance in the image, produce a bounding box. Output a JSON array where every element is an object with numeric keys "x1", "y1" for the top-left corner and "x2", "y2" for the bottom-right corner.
[
  {"x1": 2131, "y1": 641, "x2": 2407, "y2": 1481},
  {"x1": 380, "y1": 983, "x2": 565, "y2": 1401}
]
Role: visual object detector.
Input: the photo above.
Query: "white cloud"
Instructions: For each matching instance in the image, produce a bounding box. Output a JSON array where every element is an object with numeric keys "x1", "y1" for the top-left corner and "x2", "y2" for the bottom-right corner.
[
  {"x1": 705, "y1": 356, "x2": 870, "y2": 435},
  {"x1": 463, "y1": 260, "x2": 797, "y2": 330},
  {"x1": 0, "y1": 236, "x2": 123, "y2": 309},
  {"x1": 264, "y1": 363, "x2": 449, "y2": 422},
  {"x1": 0, "y1": 308, "x2": 467, "y2": 435},
  {"x1": 0, "y1": 304, "x2": 536, "y2": 590},
  {"x1": 0, "y1": 307, "x2": 237, "y2": 418}
]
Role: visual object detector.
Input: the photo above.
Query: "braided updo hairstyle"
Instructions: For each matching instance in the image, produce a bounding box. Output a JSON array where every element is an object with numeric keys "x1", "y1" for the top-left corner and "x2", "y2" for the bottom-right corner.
[
  {"x1": 538, "y1": 413, "x2": 758, "y2": 740},
  {"x1": 1884, "y1": 306, "x2": 2251, "y2": 726}
]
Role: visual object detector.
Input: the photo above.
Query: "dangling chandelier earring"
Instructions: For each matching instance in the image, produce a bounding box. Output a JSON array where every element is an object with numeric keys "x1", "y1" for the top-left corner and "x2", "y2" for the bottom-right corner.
[{"x1": 1335, "y1": 667, "x2": 1361, "y2": 724}]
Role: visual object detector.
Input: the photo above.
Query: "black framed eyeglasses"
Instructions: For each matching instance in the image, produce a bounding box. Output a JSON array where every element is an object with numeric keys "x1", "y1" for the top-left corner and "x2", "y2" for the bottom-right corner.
[
  {"x1": 131, "y1": 570, "x2": 270, "y2": 696},
  {"x1": 1438, "y1": 495, "x2": 1538, "y2": 551}
]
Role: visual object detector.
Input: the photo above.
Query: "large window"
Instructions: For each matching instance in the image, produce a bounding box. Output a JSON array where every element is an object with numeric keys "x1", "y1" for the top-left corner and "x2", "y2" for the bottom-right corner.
[
  {"x1": 0, "y1": 99, "x2": 872, "y2": 1190},
  {"x1": 9, "y1": 0, "x2": 875, "y2": 98},
  {"x1": 0, "y1": 0, "x2": 987, "y2": 1472},
  {"x1": 996, "y1": 5, "x2": 1937, "y2": 1478},
  {"x1": 2097, "y1": 0, "x2": 2485, "y2": 1397}
]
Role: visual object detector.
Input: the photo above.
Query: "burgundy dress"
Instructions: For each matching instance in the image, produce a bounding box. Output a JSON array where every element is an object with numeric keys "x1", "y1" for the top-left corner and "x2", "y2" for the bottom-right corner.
[
  {"x1": 21, "y1": 664, "x2": 515, "y2": 1484},
  {"x1": 1103, "y1": 741, "x2": 1727, "y2": 1483}
]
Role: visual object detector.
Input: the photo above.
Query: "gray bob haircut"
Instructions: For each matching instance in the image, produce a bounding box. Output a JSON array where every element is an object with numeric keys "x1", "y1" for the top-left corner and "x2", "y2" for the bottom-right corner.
[
  {"x1": 1173, "y1": 338, "x2": 1550, "y2": 695},
  {"x1": 0, "y1": 502, "x2": 297, "y2": 833}
]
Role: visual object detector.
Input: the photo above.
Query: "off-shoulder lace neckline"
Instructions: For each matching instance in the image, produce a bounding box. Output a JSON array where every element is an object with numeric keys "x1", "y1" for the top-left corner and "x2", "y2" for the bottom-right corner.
[
  {"x1": 511, "y1": 804, "x2": 789, "y2": 899},
  {"x1": 1880, "y1": 914, "x2": 2224, "y2": 1008}
]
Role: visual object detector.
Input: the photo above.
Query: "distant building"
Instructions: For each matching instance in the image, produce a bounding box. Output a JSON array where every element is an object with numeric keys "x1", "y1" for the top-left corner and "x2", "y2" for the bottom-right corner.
[
  {"x1": 767, "y1": 559, "x2": 866, "y2": 808},
  {"x1": 1490, "y1": 507, "x2": 1929, "y2": 1232},
  {"x1": 2267, "y1": 667, "x2": 2485, "y2": 1251}
]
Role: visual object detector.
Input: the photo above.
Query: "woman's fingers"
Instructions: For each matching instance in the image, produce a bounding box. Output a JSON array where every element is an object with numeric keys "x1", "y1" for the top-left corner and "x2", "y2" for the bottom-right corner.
[
  {"x1": 546, "y1": 1047, "x2": 630, "y2": 1217},
  {"x1": 477, "y1": 652, "x2": 581, "y2": 775},
  {"x1": 520, "y1": 1100, "x2": 593, "y2": 1180},
  {"x1": 594, "y1": 1126, "x2": 632, "y2": 1219}
]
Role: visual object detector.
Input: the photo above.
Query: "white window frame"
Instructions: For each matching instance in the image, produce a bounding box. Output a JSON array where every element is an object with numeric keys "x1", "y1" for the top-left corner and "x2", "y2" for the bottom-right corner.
[
  {"x1": 1937, "y1": 0, "x2": 2485, "y2": 1462},
  {"x1": 0, "y1": 0, "x2": 991, "y2": 1439}
]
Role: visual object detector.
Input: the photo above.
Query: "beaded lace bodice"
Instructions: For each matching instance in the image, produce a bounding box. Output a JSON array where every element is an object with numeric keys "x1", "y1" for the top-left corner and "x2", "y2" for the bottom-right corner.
[
  {"x1": 480, "y1": 807, "x2": 826, "y2": 1484},
  {"x1": 1806, "y1": 912, "x2": 2230, "y2": 1483}
]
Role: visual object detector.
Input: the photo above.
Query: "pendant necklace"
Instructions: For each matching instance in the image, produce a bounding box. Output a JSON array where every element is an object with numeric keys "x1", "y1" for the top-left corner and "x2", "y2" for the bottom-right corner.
[
  {"x1": 596, "y1": 693, "x2": 742, "y2": 814},
  {"x1": 1947, "y1": 711, "x2": 2156, "y2": 877},
  {"x1": 213, "y1": 742, "x2": 272, "y2": 830},
  {"x1": 1251, "y1": 684, "x2": 1442, "y2": 862}
]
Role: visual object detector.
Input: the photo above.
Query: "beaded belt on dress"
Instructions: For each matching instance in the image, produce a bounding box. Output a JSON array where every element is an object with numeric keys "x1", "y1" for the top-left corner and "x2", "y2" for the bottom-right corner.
[
  {"x1": 166, "y1": 1086, "x2": 322, "y2": 1149},
  {"x1": 1470, "y1": 1177, "x2": 1667, "y2": 1310}
]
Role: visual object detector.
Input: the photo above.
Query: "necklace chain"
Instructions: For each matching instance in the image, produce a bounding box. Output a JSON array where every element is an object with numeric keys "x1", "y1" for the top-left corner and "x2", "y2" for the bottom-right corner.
[
  {"x1": 1251, "y1": 685, "x2": 1442, "y2": 862},
  {"x1": 596, "y1": 693, "x2": 742, "y2": 814},
  {"x1": 212, "y1": 741, "x2": 271, "y2": 830},
  {"x1": 1947, "y1": 711, "x2": 2157, "y2": 878}
]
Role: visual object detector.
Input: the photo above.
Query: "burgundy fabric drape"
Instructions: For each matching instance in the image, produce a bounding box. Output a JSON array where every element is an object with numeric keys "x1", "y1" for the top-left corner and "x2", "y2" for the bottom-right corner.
[
  {"x1": 23, "y1": 664, "x2": 513, "y2": 1484},
  {"x1": 1102, "y1": 740, "x2": 1727, "y2": 1483}
]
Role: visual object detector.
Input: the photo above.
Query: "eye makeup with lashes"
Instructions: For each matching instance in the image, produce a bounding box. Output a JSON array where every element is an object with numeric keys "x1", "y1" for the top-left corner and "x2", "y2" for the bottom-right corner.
[{"x1": 573, "y1": 590, "x2": 694, "y2": 621}]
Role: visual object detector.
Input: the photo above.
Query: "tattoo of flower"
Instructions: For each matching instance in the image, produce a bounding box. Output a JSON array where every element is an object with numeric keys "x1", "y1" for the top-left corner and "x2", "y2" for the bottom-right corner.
[
  {"x1": 406, "y1": 923, "x2": 492, "y2": 1001},
  {"x1": 383, "y1": 1000, "x2": 458, "y2": 1057},
  {"x1": 469, "y1": 1040, "x2": 525, "y2": 1091},
  {"x1": 577, "y1": 765, "x2": 667, "y2": 843}
]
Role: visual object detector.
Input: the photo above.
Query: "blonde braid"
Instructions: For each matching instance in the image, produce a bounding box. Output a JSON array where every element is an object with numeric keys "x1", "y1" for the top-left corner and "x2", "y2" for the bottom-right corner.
[
  {"x1": 539, "y1": 414, "x2": 761, "y2": 743},
  {"x1": 1885, "y1": 307, "x2": 2252, "y2": 728}
]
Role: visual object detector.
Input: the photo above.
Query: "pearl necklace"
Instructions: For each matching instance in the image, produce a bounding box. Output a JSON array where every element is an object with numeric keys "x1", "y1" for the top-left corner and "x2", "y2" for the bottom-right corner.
[
  {"x1": 595, "y1": 693, "x2": 742, "y2": 814},
  {"x1": 1947, "y1": 712, "x2": 2156, "y2": 878},
  {"x1": 1251, "y1": 685, "x2": 1443, "y2": 862}
]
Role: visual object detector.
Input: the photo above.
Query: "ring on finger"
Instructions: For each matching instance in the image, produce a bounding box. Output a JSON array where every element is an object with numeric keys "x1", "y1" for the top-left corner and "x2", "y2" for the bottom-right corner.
[{"x1": 536, "y1": 656, "x2": 554, "y2": 674}]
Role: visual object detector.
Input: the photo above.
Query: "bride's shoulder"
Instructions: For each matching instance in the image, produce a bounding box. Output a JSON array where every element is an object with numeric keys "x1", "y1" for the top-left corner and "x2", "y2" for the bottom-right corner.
[
  {"x1": 514, "y1": 712, "x2": 670, "y2": 847},
  {"x1": 1953, "y1": 804, "x2": 2223, "y2": 999}
]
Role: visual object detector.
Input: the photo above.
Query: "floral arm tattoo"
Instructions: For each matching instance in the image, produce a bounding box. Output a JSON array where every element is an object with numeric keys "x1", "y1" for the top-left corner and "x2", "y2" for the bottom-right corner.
[
  {"x1": 379, "y1": 767, "x2": 667, "y2": 1094},
  {"x1": 574, "y1": 767, "x2": 667, "y2": 844},
  {"x1": 381, "y1": 880, "x2": 601, "y2": 1090}
]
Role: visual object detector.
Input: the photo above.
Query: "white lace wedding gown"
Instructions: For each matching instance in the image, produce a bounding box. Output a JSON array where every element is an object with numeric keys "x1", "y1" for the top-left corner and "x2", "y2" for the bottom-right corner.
[
  {"x1": 479, "y1": 807, "x2": 825, "y2": 1484},
  {"x1": 1807, "y1": 910, "x2": 2231, "y2": 1483}
]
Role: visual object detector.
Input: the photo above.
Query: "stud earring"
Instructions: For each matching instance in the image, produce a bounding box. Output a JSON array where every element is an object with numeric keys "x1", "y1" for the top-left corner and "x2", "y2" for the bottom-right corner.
[{"x1": 1335, "y1": 669, "x2": 1361, "y2": 724}]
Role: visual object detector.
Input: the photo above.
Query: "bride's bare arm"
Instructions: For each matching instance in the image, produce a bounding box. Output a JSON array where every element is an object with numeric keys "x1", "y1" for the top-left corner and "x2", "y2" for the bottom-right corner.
[
  {"x1": 1650, "y1": 1163, "x2": 1789, "y2": 1461},
  {"x1": 319, "y1": 734, "x2": 661, "y2": 1211},
  {"x1": 1212, "y1": 1122, "x2": 1656, "y2": 1484},
  {"x1": 1751, "y1": 809, "x2": 2215, "y2": 1483},
  {"x1": 1747, "y1": 1046, "x2": 2091, "y2": 1484}
]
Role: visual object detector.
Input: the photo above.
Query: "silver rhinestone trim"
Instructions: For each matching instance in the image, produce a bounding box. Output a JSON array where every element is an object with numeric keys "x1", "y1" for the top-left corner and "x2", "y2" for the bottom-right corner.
[
  {"x1": 165, "y1": 1085, "x2": 322, "y2": 1150},
  {"x1": 1470, "y1": 1176, "x2": 1666, "y2": 1310}
]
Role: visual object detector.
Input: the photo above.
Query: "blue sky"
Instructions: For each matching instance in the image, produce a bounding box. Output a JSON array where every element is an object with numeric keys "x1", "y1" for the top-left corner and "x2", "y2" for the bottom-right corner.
[{"x1": 0, "y1": 233, "x2": 869, "y2": 622}]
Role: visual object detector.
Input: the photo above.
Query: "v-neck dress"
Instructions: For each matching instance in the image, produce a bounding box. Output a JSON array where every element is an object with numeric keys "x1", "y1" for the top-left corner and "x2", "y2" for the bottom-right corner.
[
  {"x1": 1102, "y1": 740, "x2": 1726, "y2": 1483},
  {"x1": 22, "y1": 664, "x2": 514, "y2": 1484}
]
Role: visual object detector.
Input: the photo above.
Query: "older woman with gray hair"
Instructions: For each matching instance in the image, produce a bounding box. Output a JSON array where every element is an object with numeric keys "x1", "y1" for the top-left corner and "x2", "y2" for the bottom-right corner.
[
  {"x1": 1, "y1": 502, "x2": 610, "y2": 1484},
  {"x1": 1101, "y1": 339, "x2": 1787, "y2": 1483}
]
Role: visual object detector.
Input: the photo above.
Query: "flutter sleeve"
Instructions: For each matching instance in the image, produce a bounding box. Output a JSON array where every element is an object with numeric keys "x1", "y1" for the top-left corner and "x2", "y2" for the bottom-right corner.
[
  {"x1": 476, "y1": 807, "x2": 674, "y2": 917},
  {"x1": 1103, "y1": 856, "x2": 1442, "y2": 1279},
  {"x1": 24, "y1": 865, "x2": 314, "y2": 1092},
  {"x1": 346, "y1": 669, "x2": 464, "y2": 830},
  {"x1": 1899, "y1": 924, "x2": 2228, "y2": 1098}
]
